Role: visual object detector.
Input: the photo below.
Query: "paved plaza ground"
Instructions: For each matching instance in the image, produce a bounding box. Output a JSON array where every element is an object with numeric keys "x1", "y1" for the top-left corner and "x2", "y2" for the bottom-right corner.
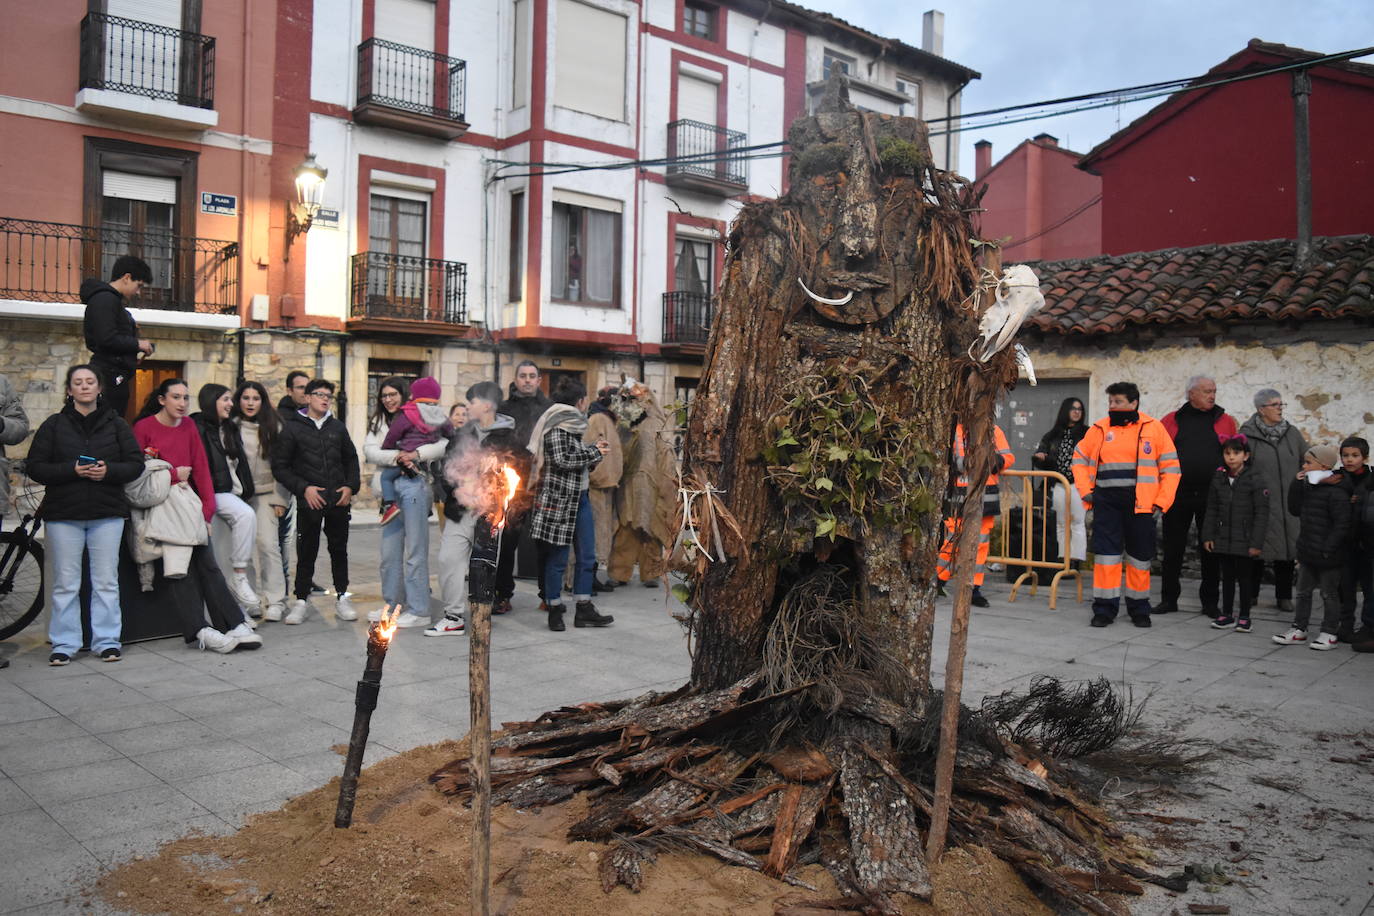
[{"x1": 0, "y1": 522, "x2": 1370, "y2": 914}]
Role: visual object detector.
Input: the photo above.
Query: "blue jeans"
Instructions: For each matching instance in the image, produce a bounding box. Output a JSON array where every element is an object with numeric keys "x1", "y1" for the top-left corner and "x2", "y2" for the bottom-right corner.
[
  {"x1": 379, "y1": 465, "x2": 406, "y2": 503},
  {"x1": 541, "y1": 490, "x2": 596, "y2": 606},
  {"x1": 47, "y1": 518, "x2": 124, "y2": 655},
  {"x1": 379, "y1": 473, "x2": 431, "y2": 617}
]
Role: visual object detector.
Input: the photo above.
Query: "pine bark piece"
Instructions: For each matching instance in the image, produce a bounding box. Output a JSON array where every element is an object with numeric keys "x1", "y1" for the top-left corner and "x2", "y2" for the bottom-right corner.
[
  {"x1": 764, "y1": 748, "x2": 836, "y2": 783},
  {"x1": 491, "y1": 775, "x2": 577, "y2": 810},
  {"x1": 996, "y1": 804, "x2": 1101, "y2": 873},
  {"x1": 765, "y1": 779, "x2": 833, "y2": 878},
  {"x1": 599, "y1": 842, "x2": 650, "y2": 893},
  {"x1": 1059, "y1": 870, "x2": 1144, "y2": 895},
  {"x1": 624, "y1": 750, "x2": 751, "y2": 830},
  {"x1": 836, "y1": 736, "x2": 932, "y2": 900}
]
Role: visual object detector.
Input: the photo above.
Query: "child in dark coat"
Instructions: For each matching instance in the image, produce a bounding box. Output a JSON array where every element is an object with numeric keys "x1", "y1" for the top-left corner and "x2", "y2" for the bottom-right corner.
[
  {"x1": 1338, "y1": 436, "x2": 1372, "y2": 645},
  {"x1": 1203, "y1": 436, "x2": 1270, "y2": 632},
  {"x1": 1272, "y1": 444, "x2": 1353, "y2": 650}
]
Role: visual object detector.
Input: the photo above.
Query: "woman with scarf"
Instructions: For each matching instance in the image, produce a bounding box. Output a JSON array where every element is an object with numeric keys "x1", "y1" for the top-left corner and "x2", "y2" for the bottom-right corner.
[
  {"x1": 528, "y1": 377, "x2": 612, "y2": 632},
  {"x1": 231, "y1": 382, "x2": 290, "y2": 621},
  {"x1": 1240, "y1": 388, "x2": 1309, "y2": 611},
  {"x1": 1032, "y1": 396, "x2": 1089, "y2": 565},
  {"x1": 608, "y1": 379, "x2": 677, "y2": 589},
  {"x1": 193, "y1": 383, "x2": 259, "y2": 613}
]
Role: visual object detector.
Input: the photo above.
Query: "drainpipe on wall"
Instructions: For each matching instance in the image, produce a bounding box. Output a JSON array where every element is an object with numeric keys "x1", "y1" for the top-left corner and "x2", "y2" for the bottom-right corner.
[
  {"x1": 338, "y1": 335, "x2": 349, "y2": 423},
  {"x1": 944, "y1": 79, "x2": 968, "y2": 174},
  {"x1": 1292, "y1": 69, "x2": 1312, "y2": 265}
]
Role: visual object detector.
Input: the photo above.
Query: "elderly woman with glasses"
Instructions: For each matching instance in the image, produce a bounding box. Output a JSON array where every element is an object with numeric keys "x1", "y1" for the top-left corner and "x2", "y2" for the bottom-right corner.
[{"x1": 1239, "y1": 388, "x2": 1309, "y2": 611}]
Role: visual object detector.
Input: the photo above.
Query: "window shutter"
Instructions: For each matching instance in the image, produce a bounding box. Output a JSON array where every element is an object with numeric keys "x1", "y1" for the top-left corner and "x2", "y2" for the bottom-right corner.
[
  {"x1": 375, "y1": 0, "x2": 436, "y2": 50},
  {"x1": 107, "y1": 0, "x2": 181, "y2": 28},
  {"x1": 677, "y1": 72, "x2": 718, "y2": 126},
  {"x1": 103, "y1": 171, "x2": 178, "y2": 204}
]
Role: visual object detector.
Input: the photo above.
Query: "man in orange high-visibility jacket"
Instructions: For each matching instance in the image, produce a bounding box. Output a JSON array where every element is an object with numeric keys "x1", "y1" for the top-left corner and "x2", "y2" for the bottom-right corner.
[
  {"x1": 1073, "y1": 382, "x2": 1180, "y2": 628},
  {"x1": 938, "y1": 423, "x2": 1014, "y2": 607}
]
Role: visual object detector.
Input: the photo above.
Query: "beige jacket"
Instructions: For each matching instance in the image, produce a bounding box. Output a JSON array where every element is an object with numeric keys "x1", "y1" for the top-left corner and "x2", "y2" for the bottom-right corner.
[{"x1": 236, "y1": 420, "x2": 290, "y2": 509}]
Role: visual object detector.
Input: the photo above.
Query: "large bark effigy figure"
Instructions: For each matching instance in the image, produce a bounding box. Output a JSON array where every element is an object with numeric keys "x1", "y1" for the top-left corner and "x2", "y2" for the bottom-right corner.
[{"x1": 433, "y1": 83, "x2": 1170, "y2": 916}]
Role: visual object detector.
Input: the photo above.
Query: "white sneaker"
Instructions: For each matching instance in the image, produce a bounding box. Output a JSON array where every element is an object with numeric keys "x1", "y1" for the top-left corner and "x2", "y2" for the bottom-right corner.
[
  {"x1": 263, "y1": 603, "x2": 284, "y2": 622},
  {"x1": 228, "y1": 572, "x2": 259, "y2": 608},
  {"x1": 424, "y1": 618, "x2": 466, "y2": 637},
  {"x1": 227, "y1": 622, "x2": 263, "y2": 649},
  {"x1": 366, "y1": 603, "x2": 398, "y2": 623},
  {"x1": 1309, "y1": 632, "x2": 1338, "y2": 651},
  {"x1": 196, "y1": 627, "x2": 239, "y2": 654},
  {"x1": 335, "y1": 594, "x2": 358, "y2": 621},
  {"x1": 241, "y1": 615, "x2": 259, "y2": 629},
  {"x1": 284, "y1": 599, "x2": 311, "y2": 625},
  {"x1": 394, "y1": 611, "x2": 429, "y2": 628},
  {"x1": 1272, "y1": 627, "x2": 1307, "y2": 645}
]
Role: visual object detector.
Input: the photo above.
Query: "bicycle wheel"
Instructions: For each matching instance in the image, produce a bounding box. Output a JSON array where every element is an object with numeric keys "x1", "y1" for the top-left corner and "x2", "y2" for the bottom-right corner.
[{"x1": 0, "y1": 532, "x2": 44, "y2": 640}]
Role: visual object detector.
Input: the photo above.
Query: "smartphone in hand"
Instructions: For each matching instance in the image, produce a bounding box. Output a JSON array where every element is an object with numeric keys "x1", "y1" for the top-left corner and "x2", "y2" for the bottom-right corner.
[{"x1": 77, "y1": 455, "x2": 99, "y2": 467}]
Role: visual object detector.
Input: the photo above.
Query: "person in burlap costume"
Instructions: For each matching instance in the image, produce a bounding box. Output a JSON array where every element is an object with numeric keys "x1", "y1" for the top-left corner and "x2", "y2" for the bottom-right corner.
[
  {"x1": 608, "y1": 379, "x2": 676, "y2": 587},
  {"x1": 584, "y1": 386, "x2": 623, "y2": 591}
]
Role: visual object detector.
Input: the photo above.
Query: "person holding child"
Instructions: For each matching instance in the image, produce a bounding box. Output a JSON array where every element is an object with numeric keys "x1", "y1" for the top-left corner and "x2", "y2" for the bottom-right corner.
[
  {"x1": 1272, "y1": 444, "x2": 1353, "y2": 650},
  {"x1": 1202, "y1": 435, "x2": 1269, "y2": 633}
]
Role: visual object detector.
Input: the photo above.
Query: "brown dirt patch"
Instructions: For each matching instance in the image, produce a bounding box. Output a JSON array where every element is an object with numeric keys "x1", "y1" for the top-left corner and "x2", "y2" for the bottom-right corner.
[{"x1": 99, "y1": 739, "x2": 1051, "y2": 915}]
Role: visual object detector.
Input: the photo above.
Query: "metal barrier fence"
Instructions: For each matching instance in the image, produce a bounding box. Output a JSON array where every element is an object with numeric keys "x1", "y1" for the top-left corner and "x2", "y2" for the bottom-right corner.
[{"x1": 987, "y1": 469, "x2": 1083, "y2": 609}]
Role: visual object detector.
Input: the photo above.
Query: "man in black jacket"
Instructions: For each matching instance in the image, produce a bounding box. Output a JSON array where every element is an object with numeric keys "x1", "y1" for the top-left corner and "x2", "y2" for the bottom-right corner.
[
  {"x1": 82, "y1": 256, "x2": 154, "y2": 419},
  {"x1": 277, "y1": 370, "x2": 310, "y2": 418},
  {"x1": 271, "y1": 378, "x2": 361, "y2": 623},
  {"x1": 493, "y1": 360, "x2": 552, "y2": 614}
]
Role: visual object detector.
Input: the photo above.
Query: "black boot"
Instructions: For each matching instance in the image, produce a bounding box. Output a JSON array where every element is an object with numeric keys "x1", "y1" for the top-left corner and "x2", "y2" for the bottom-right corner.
[
  {"x1": 592, "y1": 564, "x2": 617, "y2": 593},
  {"x1": 970, "y1": 586, "x2": 989, "y2": 608},
  {"x1": 574, "y1": 600, "x2": 614, "y2": 628},
  {"x1": 547, "y1": 604, "x2": 566, "y2": 632}
]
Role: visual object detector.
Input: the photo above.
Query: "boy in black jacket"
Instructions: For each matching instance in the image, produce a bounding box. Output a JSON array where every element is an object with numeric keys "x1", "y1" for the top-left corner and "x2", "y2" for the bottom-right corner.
[
  {"x1": 82, "y1": 256, "x2": 154, "y2": 418},
  {"x1": 1203, "y1": 436, "x2": 1270, "y2": 632},
  {"x1": 1272, "y1": 445, "x2": 1353, "y2": 650},
  {"x1": 1338, "y1": 437, "x2": 1373, "y2": 645},
  {"x1": 271, "y1": 379, "x2": 361, "y2": 623}
]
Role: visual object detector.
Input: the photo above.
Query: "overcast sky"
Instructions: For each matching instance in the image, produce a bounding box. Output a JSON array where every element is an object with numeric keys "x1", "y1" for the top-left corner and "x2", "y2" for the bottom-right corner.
[{"x1": 804, "y1": 0, "x2": 1374, "y2": 175}]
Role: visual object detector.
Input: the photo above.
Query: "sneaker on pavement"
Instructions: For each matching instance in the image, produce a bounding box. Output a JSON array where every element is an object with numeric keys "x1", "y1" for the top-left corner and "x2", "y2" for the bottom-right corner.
[
  {"x1": 1271, "y1": 627, "x2": 1307, "y2": 646},
  {"x1": 228, "y1": 572, "x2": 259, "y2": 608},
  {"x1": 48, "y1": 652, "x2": 71, "y2": 666},
  {"x1": 263, "y1": 603, "x2": 284, "y2": 622},
  {"x1": 284, "y1": 599, "x2": 311, "y2": 625},
  {"x1": 1154, "y1": 601, "x2": 1179, "y2": 614},
  {"x1": 227, "y1": 623, "x2": 263, "y2": 649},
  {"x1": 196, "y1": 627, "x2": 240, "y2": 653},
  {"x1": 335, "y1": 594, "x2": 358, "y2": 621},
  {"x1": 1130, "y1": 614, "x2": 1152, "y2": 628},
  {"x1": 1235, "y1": 618, "x2": 1253, "y2": 633},
  {"x1": 1309, "y1": 632, "x2": 1338, "y2": 651},
  {"x1": 1211, "y1": 614, "x2": 1237, "y2": 630},
  {"x1": 379, "y1": 502, "x2": 401, "y2": 526},
  {"x1": 424, "y1": 618, "x2": 466, "y2": 637},
  {"x1": 99, "y1": 647, "x2": 122, "y2": 662},
  {"x1": 394, "y1": 611, "x2": 429, "y2": 628},
  {"x1": 493, "y1": 599, "x2": 513, "y2": 616}
]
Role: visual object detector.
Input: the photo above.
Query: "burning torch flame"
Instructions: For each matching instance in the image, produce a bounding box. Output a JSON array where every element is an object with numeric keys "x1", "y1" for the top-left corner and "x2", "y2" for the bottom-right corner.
[
  {"x1": 375, "y1": 606, "x2": 400, "y2": 642},
  {"x1": 494, "y1": 465, "x2": 521, "y2": 530}
]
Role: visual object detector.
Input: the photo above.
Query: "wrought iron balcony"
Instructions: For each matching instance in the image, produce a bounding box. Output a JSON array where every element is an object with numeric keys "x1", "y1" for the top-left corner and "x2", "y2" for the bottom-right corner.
[
  {"x1": 0, "y1": 218, "x2": 238, "y2": 315},
  {"x1": 350, "y1": 252, "x2": 468, "y2": 329},
  {"x1": 79, "y1": 12, "x2": 215, "y2": 109},
  {"x1": 666, "y1": 120, "x2": 749, "y2": 196},
  {"x1": 662, "y1": 290, "x2": 713, "y2": 350},
  {"x1": 355, "y1": 39, "x2": 468, "y2": 139}
]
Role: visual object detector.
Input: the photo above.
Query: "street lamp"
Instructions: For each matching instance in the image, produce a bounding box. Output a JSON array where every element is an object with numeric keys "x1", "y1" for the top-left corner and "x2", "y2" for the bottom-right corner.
[{"x1": 284, "y1": 153, "x2": 328, "y2": 260}]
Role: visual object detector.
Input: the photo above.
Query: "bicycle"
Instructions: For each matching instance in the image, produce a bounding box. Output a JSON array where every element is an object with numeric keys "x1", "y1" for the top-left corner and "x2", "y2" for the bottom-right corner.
[{"x1": 0, "y1": 460, "x2": 45, "y2": 640}]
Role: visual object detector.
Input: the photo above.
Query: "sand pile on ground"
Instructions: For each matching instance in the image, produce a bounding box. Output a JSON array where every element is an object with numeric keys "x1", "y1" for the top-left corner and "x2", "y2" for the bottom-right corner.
[{"x1": 99, "y1": 738, "x2": 1051, "y2": 915}]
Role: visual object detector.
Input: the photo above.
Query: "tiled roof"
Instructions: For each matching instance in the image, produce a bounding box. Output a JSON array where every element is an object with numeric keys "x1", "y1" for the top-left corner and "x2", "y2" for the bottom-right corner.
[{"x1": 1026, "y1": 235, "x2": 1374, "y2": 336}]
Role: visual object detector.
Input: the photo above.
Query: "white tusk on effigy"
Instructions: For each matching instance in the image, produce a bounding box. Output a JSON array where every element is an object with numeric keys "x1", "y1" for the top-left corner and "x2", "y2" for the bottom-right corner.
[{"x1": 797, "y1": 277, "x2": 854, "y2": 306}]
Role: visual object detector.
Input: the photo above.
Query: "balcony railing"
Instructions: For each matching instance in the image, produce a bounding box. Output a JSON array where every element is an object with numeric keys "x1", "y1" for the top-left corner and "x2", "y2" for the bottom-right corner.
[
  {"x1": 662, "y1": 290, "x2": 713, "y2": 347},
  {"x1": 79, "y1": 12, "x2": 215, "y2": 109},
  {"x1": 666, "y1": 120, "x2": 749, "y2": 192},
  {"x1": 350, "y1": 252, "x2": 468, "y2": 325},
  {"x1": 356, "y1": 38, "x2": 466, "y2": 133},
  {"x1": 0, "y1": 218, "x2": 238, "y2": 314}
]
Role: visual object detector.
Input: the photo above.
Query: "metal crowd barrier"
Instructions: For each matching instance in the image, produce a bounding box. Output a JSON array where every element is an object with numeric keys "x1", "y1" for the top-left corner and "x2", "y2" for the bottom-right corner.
[{"x1": 987, "y1": 469, "x2": 1083, "y2": 609}]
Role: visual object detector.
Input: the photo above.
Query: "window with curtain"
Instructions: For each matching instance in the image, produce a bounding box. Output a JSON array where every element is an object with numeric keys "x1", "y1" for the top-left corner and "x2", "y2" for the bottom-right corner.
[
  {"x1": 551, "y1": 202, "x2": 620, "y2": 306},
  {"x1": 367, "y1": 193, "x2": 428, "y2": 313},
  {"x1": 674, "y1": 238, "x2": 711, "y2": 294},
  {"x1": 101, "y1": 170, "x2": 177, "y2": 308}
]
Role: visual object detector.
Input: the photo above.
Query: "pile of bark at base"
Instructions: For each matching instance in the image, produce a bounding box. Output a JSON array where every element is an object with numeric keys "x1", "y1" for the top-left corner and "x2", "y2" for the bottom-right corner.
[{"x1": 98, "y1": 738, "x2": 1052, "y2": 916}]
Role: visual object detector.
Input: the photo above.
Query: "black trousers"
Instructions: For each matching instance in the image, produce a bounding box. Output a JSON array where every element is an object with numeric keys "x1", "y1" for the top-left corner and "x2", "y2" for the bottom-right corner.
[
  {"x1": 1216, "y1": 553, "x2": 1257, "y2": 618},
  {"x1": 104, "y1": 376, "x2": 132, "y2": 420},
  {"x1": 295, "y1": 502, "x2": 350, "y2": 599},
  {"x1": 1252, "y1": 558, "x2": 1296, "y2": 601},
  {"x1": 494, "y1": 518, "x2": 525, "y2": 602},
  {"x1": 1339, "y1": 541, "x2": 1374, "y2": 630},
  {"x1": 1161, "y1": 485, "x2": 1220, "y2": 610},
  {"x1": 164, "y1": 544, "x2": 247, "y2": 642}
]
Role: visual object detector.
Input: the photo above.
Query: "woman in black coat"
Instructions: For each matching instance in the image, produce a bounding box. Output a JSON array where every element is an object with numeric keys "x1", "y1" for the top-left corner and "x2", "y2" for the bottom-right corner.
[
  {"x1": 26, "y1": 365, "x2": 142, "y2": 665},
  {"x1": 1032, "y1": 396, "x2": 1089, "y2": 563},
  {"x1": 193, "y1": 383, "x2": 260, "y2": 612}
]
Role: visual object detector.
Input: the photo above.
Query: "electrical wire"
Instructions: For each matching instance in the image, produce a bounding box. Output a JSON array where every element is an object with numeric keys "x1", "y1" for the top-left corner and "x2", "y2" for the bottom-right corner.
[
  {"x1": 486, "y1": 45, "x2": 1374, "y2": 181},
  {"x1": 1002, "y1": 194, "x2": 1103, "y2": 250}
]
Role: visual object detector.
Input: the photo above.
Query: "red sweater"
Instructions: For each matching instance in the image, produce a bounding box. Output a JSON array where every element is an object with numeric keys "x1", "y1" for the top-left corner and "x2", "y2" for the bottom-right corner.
[{"x1": 133, "y1": 414, "x2": 216, "y2": 521}]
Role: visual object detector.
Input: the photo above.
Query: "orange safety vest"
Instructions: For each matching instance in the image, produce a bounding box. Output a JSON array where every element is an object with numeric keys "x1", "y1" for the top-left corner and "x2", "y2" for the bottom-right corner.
[
  {"x1": 1072, "y1": 412, "x2": 1181, "y2": 514},
  {"x1": 953, "y1": 423, "x2": 1014, "y2": 514}
]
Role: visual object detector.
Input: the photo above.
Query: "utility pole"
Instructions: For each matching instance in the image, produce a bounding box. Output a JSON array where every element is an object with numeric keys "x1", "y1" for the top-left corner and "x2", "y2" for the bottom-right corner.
[{"x1": 1292, "y1": 69, "x2": 1312, "y2": 265}]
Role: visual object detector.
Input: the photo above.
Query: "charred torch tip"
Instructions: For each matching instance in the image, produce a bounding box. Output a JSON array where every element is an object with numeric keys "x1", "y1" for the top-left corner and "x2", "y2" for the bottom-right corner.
[{"x1": 374, "y1": 605, "x2": 401, "y2": 642}]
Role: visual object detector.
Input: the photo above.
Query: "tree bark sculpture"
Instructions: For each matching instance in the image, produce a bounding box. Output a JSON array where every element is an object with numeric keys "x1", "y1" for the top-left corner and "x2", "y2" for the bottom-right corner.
[{"x1": 432, "y1": 82, "x2": 1158, "y2": 915}]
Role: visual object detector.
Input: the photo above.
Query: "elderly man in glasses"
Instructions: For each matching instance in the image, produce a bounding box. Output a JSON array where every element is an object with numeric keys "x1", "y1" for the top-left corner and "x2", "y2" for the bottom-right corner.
[
  {"x1": 272, "y1": 378, "x2": 362, "y2": 624},
  {"x1": 1239, "y1": 389, "x2": 1309, "y2": 613}
]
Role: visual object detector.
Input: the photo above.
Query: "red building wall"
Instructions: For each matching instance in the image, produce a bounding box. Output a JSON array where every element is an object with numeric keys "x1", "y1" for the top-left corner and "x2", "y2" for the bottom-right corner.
[
  {"x1": 976, "y1": 135, "x2": 1102, "y2": 261},
  {"x1": 1089, "y1": 65, "x2": 1374, "y2": 255}
]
